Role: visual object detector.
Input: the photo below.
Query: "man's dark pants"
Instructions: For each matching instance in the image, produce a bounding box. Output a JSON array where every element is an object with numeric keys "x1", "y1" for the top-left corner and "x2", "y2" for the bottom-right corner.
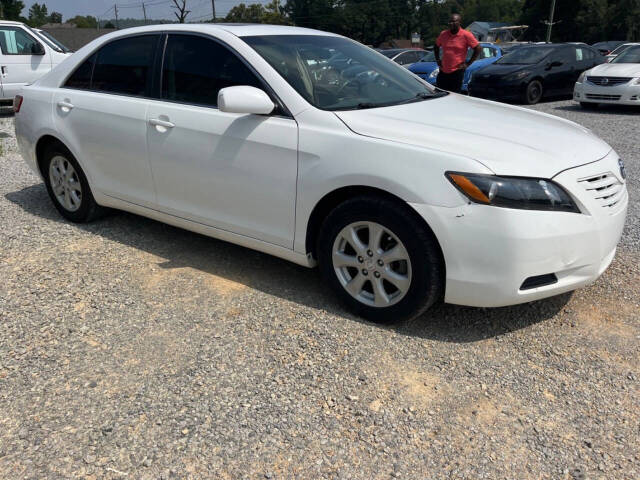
[{"x1": 436, "y1": 69, "x2": 465, "y2": 94}]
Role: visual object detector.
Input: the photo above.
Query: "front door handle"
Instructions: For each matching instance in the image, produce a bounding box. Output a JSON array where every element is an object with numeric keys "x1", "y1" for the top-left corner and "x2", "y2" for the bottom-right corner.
[
  {"x1": 149, "y1": 118, "x2": 175, "y2": 129},
  {"x1": 1, "y1": 66, "x2": 7, "y2": 77},
  {"x1": 57, "y1": 100, "x2": 74, "y2": 112}
]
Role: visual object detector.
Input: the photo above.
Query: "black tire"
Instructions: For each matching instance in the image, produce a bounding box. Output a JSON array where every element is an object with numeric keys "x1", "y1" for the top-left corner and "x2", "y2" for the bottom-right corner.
[
  {"x1": 317, "y1": 195, "x2": 444, "y2": 324},
  {"x1": 41, "y1": 142, "x2": 105, "y2": 223},
  {"x1": 580, "y1": 102, "x2": 598, "y2": 110},
  {"x1": 523, "y1": 80, "x2": 543, "y2": 105}
]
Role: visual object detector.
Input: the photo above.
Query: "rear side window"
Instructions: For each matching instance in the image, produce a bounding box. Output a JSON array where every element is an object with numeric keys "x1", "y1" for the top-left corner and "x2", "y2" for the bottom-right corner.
[
  {"x1": 161, "y1": 34, "x2": 262, "y2": 107},
  {"x1": 0, "y1": 27, "x2": 41, "y2": 55},
  {"x1": 65, "y1": 53, "x2": 96, "y2": 89},
  {"x1": 91, "y1": 35, "x2": 158, "y2": 96}
]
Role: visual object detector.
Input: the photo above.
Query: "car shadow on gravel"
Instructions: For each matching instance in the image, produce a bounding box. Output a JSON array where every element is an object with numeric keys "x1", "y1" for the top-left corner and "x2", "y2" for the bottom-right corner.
[
  {"x1": 553, "y1": 104, "x2": 640, "y2": 115},
  {"x1": 6, "y1": 183, "x2": 571, "y2": 343}
]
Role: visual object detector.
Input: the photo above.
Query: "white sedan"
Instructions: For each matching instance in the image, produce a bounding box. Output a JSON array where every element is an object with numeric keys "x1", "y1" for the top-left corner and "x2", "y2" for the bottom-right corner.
[
  {"x1": 15, "y1": 24, "x2": 627, "y2": 323},
  {"x1": 575, "y1": 45, "x2": 640, "y2": 107}
]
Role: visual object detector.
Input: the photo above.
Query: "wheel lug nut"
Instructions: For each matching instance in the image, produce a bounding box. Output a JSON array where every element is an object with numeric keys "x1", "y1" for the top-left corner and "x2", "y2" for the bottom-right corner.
[
  {"x1": 367, "y1": 250, "x2": 373, "y2": 257},
  {"x1": 362, "y1": 269, "x2": 368, "y2": 276},
  {"x1": 374, "y1": 271, "x2": 381, "y2": 278},
  {"x1": 377, "y1": 259, "x2": 383, "y2": 266},
  {"x1": 358, "y1": 256, "x2": 364, "y2": 263}
]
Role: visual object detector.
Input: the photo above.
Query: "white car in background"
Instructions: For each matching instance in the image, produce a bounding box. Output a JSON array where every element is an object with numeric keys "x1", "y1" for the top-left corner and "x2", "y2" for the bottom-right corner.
[
  {"x1": 575, "y1": 44, "x2": 640, "y2": 107},
  {"x1": 0, "y1": 20, "x2": 71, "y2": 102},
  {"x1": 14, "y1": 24, "x2": 627, "y2": 323}
]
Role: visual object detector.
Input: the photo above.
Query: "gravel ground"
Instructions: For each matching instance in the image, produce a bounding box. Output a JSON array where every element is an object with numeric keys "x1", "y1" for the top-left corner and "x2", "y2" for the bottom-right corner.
[{"x1": 0, "y1": 100, "x2": 638, "y2": 479}]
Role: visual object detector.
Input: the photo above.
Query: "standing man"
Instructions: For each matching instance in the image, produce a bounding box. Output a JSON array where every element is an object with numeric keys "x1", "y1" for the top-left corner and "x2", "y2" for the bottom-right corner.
[{"x1": 434, "y1": 14, "x2": 482, "y2": 93}]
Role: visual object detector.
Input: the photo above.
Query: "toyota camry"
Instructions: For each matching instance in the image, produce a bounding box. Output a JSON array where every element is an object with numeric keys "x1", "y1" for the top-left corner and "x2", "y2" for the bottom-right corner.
[{"x1": 14, "y1": 25, "x2": 628, "y2": 323}]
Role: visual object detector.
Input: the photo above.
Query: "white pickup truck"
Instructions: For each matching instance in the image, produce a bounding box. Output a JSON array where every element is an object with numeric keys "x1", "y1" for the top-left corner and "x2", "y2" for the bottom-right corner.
[{"x1": 0, "y1": 20, "x2": 72, "y2": 103}]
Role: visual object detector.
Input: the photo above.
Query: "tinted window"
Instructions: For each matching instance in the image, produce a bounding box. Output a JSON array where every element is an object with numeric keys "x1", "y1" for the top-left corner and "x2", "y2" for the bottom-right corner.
[
  {"x1": 555, "y1": 47, "x2": 574, "y2": 64},
  {"x1": 92, "y1": 35, "x2": 157, "y2": 96},
  {"x1": 0, "y1": 27, "x2": 41, "y2": 55},
  {"x1": 496, "y1": 46, "x2": 555, "y2": 64},
  {"x1": 395, "y1": 52, "x2": 412, "y2": 65},
  {"x1": 65, "y1": 53, "x2": 96, "y2": 89},
  {"x1": 162, "y1": 34, "x2": 262, "y2": 107}
]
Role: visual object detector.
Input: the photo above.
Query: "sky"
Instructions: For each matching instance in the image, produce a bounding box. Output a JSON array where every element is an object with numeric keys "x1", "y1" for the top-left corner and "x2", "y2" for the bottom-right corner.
[{"x1": 21, "y1": 0, "x2": 268, "y2": 22}]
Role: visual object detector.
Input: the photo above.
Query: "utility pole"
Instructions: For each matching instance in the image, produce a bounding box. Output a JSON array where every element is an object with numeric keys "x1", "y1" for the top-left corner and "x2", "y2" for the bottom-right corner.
[
  {"x1": 211, "y1": 0, "x2": 216, "y2": 21},
  {"x1": 545, "y1": 0, "x2": 557, "y2": 43},
  {"x1": 142, "y1": 2, "x2": 148, "y2": 24},
  {"x1": 114, "y1": 4, "x2": 119, "y2": 30}
]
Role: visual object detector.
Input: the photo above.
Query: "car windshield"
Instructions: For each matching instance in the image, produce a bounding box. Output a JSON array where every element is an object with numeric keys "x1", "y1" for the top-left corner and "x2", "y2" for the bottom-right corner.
[
  {"x1": 496, "y1": 46, "x2": 554, "y2": 65},
  {"x1": 243, "y1": 35, "x2": 442, "y2": 111},
  {"x1": 379, "y1": 50, "x2": 401, "y2": 58},
  {"x1": 419, "y1": 51, "x2": 436, "y2": 62},
  {"x1": 612, "y1": 46, "x2": 640, "y2": 63},
  {"x1": 609, "y1": 44, "x2": 635, "y2": 55},
  {"x1": 29, "y1": 27, "x2": 72, "y2": 53}
]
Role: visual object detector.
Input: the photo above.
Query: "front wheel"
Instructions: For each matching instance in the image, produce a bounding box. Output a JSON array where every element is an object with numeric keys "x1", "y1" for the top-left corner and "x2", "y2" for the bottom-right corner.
[
  {"x1": 318, "y1": 196, "x2": 444, "y2": 323},
  {"x1": 523, "y1": 80, "x2": 543, "y2": 105}
]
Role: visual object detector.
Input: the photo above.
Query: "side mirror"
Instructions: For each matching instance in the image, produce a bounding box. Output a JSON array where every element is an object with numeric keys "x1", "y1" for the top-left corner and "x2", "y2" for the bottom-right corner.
[
  {"x1": 31, "y1": 43, "x2": 45, "y2": 55},
  {"x1": 218, "y1": 86, "x2": 275, "y2": 115}
]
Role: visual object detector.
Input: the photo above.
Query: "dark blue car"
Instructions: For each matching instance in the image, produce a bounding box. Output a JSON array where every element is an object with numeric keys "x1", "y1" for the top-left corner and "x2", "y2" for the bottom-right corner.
[{"x1": 408, "y1": 43, "x2": 504, "y2": 92}]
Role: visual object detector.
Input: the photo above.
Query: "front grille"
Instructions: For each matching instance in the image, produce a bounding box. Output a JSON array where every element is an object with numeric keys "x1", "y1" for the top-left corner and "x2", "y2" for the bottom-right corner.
[
  {"x1": 586, "y1": 76, "x2": 631, "y2": 86},
  {"x1": 585, "y1": 94, "x2": 621, "y2": 101},
  {"x1": 578, "y1": 172, "x2": 625, "y2": 209}
]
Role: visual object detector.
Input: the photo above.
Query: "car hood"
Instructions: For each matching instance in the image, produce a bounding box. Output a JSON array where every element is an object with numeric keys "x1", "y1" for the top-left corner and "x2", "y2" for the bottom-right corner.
[
  {"x1": 586, "y1": 63, "x2": 640, "y2": 77},
  {"x1": 475, "y1": 63, "x2": 533, "y2": 76},
  {"x1": 333, "y1": 94, "x2": 611, "y2": 178},
  {"x1": 409, "y1": 62, "x2": 438, "y2": 74}
]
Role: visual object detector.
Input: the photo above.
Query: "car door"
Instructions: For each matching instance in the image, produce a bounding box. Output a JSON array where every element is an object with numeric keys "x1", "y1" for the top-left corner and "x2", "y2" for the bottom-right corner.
[
  {"x1": 146, "y1": 33, "x2": 298, "y2": 248},
  {"x1": 544, "y1": 47, "x2": 574, "y2": 96},
  {"x1": 53, "y1": 34, "x2": 161, "y2": 208},
  {"x1": 0, "y1": 25, "x2": 50, "y2": 100}
]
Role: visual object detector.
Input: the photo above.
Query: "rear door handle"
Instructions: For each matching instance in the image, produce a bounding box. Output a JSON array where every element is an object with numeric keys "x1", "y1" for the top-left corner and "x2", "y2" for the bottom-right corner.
[
  {"x1": 149, "y1": 118, "x2": 175, "y2": 129},
  {"x1": 1, "y1": 66, "x2": 7, "y2": 77},
  {"x1": 57, "y1": 100, "x2": 74, "y2": 112}
]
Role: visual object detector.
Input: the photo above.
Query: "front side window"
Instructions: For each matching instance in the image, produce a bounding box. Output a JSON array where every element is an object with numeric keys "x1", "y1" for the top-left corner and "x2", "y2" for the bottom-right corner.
[
  {"x1": 162, "y1": 34, "x2": 262, "y2": 107},
  {"x1": 612, "y1": 46, "x2": 640, "y2": 64},
  {"x1": 91, "y1": 35, "x2": 158, "y2": 96},
  {"x1": 243, "y1": 35, "x2": 440, "y2": 111},
  {"x1": 0, "y1": 27, "x2": 41, "y2": 55}
]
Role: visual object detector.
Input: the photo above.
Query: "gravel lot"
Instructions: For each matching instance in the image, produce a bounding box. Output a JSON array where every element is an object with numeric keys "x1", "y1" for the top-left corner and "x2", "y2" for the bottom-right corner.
[{"x1": 0, "y1": 100, "x2": 638, "y2": 479}]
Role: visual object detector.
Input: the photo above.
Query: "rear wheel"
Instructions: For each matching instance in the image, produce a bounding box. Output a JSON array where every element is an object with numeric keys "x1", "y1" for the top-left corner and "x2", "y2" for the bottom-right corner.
[
  {"x1": 318, "y1": 196, "x2": 444, "y2": 323},
  {"x1": 41, "y1": 143, "x2": 105, "y2": 223},
  {"x1": 523, "y1": 80, "x2": 543, "y2": 105}
]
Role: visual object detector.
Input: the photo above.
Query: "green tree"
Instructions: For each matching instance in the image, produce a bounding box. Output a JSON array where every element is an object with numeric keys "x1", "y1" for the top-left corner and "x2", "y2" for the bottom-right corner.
[
  {"x1": 28, "y1": 2, "x2": 48, "y2": 27},
  {"x1": 0, "y1": 0, "x2": 26, "y2": 20},
  {"x1": 224, "y1": 3, "x2": 266, "y2": 23},
  {"x1": 48, "y1": 11, "x2": 62, "y2": 23},
  {"x1": 67, "y1": 15, "x2": 98, "y2": 28},
  {"x1": 262, "y1": 0, "x2": 291, "y2": 24},
  {"x1": 103, "y1": 21, "x2": 115, "y2": 29}
]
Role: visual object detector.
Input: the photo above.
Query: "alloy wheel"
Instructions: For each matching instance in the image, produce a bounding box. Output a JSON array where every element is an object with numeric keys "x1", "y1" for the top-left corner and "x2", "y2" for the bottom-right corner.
[
  {"x1": 49, "y1": 155, "x2": 82, "y2": 212},
  {"x1": 332, "y1": 221, "x2": 412, "y2": 308}
]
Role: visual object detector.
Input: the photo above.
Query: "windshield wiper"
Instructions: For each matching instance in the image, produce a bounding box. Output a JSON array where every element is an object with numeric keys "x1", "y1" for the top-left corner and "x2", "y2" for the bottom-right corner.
[{"x1": 394, "y1": 91, "x2": 447, "y2": 105}]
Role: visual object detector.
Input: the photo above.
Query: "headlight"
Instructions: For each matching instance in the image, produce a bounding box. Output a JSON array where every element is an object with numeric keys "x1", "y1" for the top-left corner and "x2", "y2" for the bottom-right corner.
[
  {"x1": 577, "y1": 71, "x2": 586, "y2": 83},
  {"x1": 446, "y1": 172, "x2": 580, "y2": 213},
  {"x1": 505, "y1": 70, "x2": 531, "y2": 82},
  {"x1": 429, "y1": 68, "x2": 439, "y2": 79}
]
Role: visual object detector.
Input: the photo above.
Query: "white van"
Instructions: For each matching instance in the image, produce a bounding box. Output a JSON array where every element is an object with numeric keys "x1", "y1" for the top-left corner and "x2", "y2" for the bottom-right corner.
[{"x1": 0, "y1": 21, "x2": 72, "y2": 103}]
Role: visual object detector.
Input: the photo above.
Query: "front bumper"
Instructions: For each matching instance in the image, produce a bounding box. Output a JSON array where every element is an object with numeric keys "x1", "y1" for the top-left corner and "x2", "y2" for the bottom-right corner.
[
  {"x1": 468, "y1": 82, "x2": 525, "y2": 101},
  {"x1": 574, "y1": 81, "x2": 640, "y2": 106},
  {"x1": 410, "y1": 152, "x2": 627, "y2": 308}
]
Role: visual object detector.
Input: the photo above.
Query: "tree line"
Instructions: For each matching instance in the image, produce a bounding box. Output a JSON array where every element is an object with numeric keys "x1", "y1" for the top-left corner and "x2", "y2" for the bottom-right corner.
[{"x1": 1, "y1": 0, "x2": 637, "y2": 45}]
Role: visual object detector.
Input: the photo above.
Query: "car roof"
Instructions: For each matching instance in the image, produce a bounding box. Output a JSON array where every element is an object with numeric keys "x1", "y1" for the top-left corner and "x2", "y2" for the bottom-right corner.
[
  {"x1": 94, "y1": 23, "x2": 340, "y2": 38},
  {"x1": 0, "y1": 20, "x2": 26, "y2": 26}
]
